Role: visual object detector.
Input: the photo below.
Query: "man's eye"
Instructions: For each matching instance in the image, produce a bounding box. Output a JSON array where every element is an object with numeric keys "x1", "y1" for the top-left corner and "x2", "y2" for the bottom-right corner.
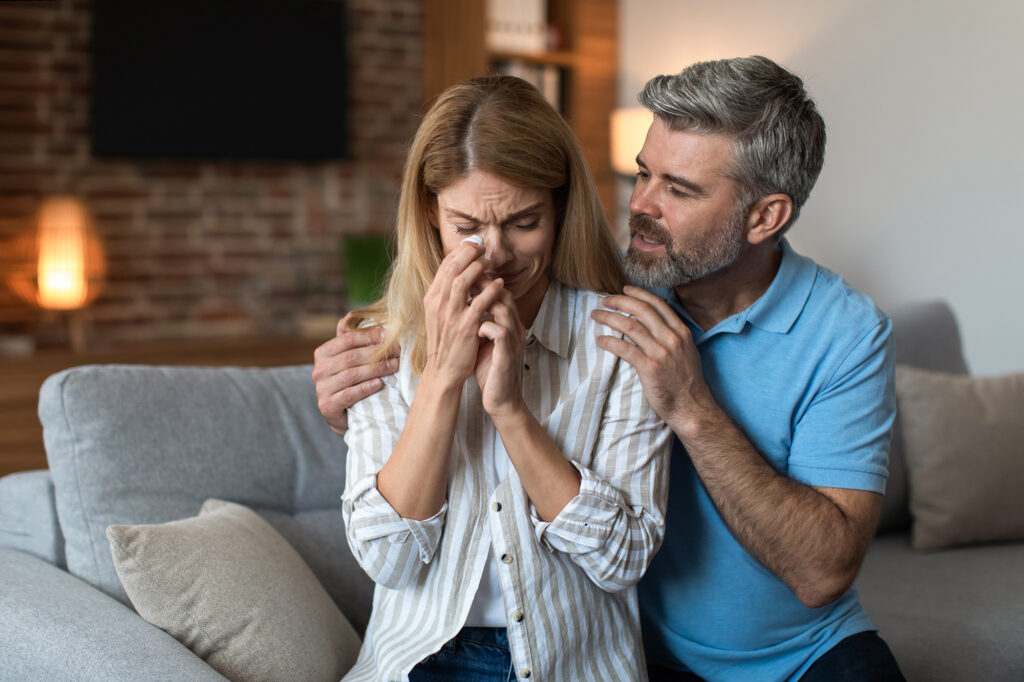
[{"x1": 667, "y1": 186, "x2": 688, "y2": 198}]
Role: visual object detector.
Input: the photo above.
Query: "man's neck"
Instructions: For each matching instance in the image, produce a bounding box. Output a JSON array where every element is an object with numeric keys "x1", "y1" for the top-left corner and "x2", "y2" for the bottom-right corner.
[{"x1": 673, "y1": 242, "x2": 783, "y2": 331}]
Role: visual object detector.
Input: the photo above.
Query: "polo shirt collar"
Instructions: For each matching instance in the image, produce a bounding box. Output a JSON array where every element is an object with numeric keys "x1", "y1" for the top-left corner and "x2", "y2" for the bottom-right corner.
[
  {"x1": 526, "y1": 278, "x2": 572, "y2": 359},
  {"x1": 655, "y1": 238, "x2": 817, "y2": 339},
  {"x1": 742, "y1": 238, "x2": 817, "y2": 335}
]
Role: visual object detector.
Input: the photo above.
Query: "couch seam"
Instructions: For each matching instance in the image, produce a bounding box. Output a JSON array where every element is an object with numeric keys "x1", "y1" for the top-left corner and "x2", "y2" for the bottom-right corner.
[{"x1": 59, "y1": 368, "x2": 105, "y2": 585}]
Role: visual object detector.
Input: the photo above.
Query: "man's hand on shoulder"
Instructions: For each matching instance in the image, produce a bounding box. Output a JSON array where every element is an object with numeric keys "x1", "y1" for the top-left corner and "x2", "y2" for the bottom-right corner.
[
  {"x1": 312, "y1": 312, "x2": 399, "y2": 436},
  {"x1": 591, "y1": 286, "x2": 717, "y2": 432}
]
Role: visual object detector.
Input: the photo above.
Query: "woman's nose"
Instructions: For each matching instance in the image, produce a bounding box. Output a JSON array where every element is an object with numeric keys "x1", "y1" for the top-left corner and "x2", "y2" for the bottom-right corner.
[{"x1": 482, "y1": 228, "x2": 512, "y2": 268}]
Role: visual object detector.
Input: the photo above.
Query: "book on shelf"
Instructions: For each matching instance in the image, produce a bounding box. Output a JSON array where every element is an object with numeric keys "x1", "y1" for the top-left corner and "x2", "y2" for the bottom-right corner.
[{"x1": 486, "y1": 0, "x2": 547, "y2": 54}]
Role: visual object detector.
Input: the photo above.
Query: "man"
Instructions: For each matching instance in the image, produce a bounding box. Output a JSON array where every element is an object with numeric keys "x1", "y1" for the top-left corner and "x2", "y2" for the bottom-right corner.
[{"x1": 314, "y1": 56, "x2": 904, "y2": 681}]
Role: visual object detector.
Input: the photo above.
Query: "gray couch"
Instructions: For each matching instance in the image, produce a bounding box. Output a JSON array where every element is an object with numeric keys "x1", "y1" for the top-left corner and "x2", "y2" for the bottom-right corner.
[{"x1": 1, "y1": 301, "x2": 1021, "y2": 681}]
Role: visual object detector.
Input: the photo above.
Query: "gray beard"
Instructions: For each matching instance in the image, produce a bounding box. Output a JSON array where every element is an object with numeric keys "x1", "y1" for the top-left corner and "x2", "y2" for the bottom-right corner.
[{"x1": 622, "y1": 210, "x2": 746, "y2": 289}]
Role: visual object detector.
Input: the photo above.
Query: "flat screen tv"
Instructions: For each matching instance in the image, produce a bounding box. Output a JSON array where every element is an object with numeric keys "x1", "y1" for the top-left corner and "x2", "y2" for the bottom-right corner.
[{"x1": 91, "y1": 0, "x2": 348, "y2": 161}]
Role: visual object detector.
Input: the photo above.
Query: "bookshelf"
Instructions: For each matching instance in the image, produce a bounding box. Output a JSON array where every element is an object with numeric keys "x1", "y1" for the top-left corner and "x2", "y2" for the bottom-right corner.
[{"x1": 422, "y1": 0, "x2": 618, "y2": 224}]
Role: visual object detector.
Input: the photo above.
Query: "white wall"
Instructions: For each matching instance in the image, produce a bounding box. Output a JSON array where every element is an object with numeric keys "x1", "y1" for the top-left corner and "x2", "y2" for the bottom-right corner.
[{"x1": 619, "y1": 0, "x2": 1024, "y2": 375}]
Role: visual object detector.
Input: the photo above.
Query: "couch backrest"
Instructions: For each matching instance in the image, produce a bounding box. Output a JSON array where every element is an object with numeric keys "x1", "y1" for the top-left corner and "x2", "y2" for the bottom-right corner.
[
  {"x1": 879, "y1": 300, "x2": 969, "y2": 533},
  {"x1": 40, "y1": 363, "x2": 373, "y2": 634}
]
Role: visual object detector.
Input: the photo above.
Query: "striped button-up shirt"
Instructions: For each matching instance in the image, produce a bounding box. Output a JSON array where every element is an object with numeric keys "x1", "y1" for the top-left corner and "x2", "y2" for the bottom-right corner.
[{"x1": 342, "y1": 279, "x2": 672, "y2": 681}]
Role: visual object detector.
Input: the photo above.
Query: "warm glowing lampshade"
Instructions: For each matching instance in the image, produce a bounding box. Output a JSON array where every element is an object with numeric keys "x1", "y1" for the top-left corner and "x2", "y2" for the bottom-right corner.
[
  {"x1": 5, "y1": 196, "x2": 105, "y2": 311},
  {"x1": 610, "y1": 107, "x2": 653, "y2": 175}
]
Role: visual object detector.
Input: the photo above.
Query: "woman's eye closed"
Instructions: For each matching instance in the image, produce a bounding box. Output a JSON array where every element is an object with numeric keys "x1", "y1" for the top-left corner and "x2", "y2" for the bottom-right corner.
[
  {"x1": 514, "y1": 219, "x2": 540, "y2": 230},
  {"x1": 454, "y1": 224, "x2": 479, "y2": 234}
]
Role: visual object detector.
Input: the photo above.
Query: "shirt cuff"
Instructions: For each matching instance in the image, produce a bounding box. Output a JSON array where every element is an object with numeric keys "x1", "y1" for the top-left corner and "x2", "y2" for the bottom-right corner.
[
  {"x1": 531, "y1": 465, "x2": 642, "y2": 553},
  {"x1": 345, "y1": 474, "x2": 448, "y2": 563}
]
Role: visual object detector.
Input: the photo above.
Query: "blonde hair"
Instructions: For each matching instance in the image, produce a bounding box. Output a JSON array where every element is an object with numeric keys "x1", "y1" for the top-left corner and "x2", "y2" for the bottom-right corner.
[{"x1": 351, "y1": 75, "x2": 624, "y2": 373}]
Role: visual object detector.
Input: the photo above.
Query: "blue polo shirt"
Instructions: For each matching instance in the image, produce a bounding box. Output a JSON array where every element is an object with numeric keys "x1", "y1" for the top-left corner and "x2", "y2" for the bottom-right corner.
[{"x1": 638, "y1": 240, "x2": 895, "y2": 681}]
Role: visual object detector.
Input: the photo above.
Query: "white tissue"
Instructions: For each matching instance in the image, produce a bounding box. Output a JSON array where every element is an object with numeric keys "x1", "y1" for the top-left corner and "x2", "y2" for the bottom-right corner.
[{"x1": 462, "y1": 235, "x2": 483, "y2": 246}]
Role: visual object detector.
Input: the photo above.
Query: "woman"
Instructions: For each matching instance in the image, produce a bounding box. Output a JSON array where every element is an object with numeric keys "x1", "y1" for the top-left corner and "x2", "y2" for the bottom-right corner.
[{"x1": 341, "y1": 76, "x2": 671, "y2": 681}]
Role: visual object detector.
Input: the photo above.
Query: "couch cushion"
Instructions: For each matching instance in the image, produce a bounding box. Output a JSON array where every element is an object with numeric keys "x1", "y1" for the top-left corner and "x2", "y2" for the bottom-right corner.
[
  {"x1": 894, "y1": 365, "x2": 1024, "y2": 550},
  {"x1": 880, "y1": 300, "x2": 970, "y2": 533},
  {"x1": 41, "y1": 364, "x2": 373, "y2": 633},
  {"x1": 0, "y1": 547, "x2": 226, "y2": 680},
  {"x1": 107, "y1": 499, "x2": 360, "y2": 682},
  {"x1": 859, "y1": 534, "x2": 1024, "y2": 681},
  {"x1": 0, "y1": 470, "x2": 65, "y2": 567}
]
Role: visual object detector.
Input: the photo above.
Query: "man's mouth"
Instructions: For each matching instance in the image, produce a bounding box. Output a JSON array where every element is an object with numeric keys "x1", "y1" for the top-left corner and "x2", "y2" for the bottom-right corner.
[{"x1": 630, "y1": 231, "x2": 666, "y2": 252}]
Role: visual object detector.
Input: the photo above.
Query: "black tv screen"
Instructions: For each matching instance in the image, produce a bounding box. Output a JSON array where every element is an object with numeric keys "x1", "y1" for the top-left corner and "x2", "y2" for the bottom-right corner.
[{"x1": 91, "y1": 0, "x2": 348, "y2": 161}]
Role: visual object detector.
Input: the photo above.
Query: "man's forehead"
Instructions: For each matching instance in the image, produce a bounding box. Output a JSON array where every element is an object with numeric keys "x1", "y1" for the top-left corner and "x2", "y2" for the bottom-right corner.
[{"x1": 639, "y1": 120, "x2": 735, "y2": 184}]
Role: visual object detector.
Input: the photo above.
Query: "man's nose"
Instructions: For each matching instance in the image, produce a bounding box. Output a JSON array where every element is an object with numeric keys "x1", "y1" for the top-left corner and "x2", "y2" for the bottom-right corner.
[{"x1": 629, "y1": 180, "x2": 661, "y2": 220}]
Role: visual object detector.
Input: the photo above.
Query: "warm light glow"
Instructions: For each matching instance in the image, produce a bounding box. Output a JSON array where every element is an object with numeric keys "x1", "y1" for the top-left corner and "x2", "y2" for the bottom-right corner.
[
  {"x1": 2, "y1": 196, "x2": 105, "y2": 312},
  {"x1": 610, "y1": 107, "x2": 653, "y2": 175},
  {"x1": 37, "y1": 198, "x2": 89, "y2": 309}
]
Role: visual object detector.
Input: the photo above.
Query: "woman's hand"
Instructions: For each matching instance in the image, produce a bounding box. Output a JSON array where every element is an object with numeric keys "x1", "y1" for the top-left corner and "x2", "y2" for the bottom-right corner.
[
  {"x1": 422, "y1": 240, "x2": 504, "y2": 389},
  {"x1": 475, "y1": 286, "x2": 528, "y2": 419}
]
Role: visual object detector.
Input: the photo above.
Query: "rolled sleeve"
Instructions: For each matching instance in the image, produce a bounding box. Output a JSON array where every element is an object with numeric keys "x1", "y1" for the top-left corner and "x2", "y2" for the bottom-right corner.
[
  {"x1": 342, "y1": 367, "x2": 447, "y2": 589},
  {"x1": 344, "y1": 474, "x2": 447, "y2": 563},
  {"x1": 532, "y1": 466, "x2": 641, "y2": 551},
  {"x1": 530, "y1": 353, "x2": 672, "y2": 592}
]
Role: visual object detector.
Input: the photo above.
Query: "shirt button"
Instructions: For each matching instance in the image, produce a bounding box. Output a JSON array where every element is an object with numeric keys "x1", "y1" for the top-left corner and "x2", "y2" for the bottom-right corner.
[
  {"x1": 511, "y1": 610, "x2": 524, "y2": 622},
  {"x1": 492, "y1": 501, "x2": 502, "y2": 512},
  {"x1": 501, "y1": 553, "x2": 513, "y2": 564},
  {"x1": 519, "y1": 669, "x2": 531, "y2": 679}
]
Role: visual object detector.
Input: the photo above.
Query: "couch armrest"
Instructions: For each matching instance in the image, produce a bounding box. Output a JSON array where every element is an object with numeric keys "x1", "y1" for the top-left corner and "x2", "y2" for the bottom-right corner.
[
  {"x1": 0, "y1": 548, "x2": 226, "y2": 680},
  {"x1": 0, "y1": 469, "x2": 65, "y2": 567}
]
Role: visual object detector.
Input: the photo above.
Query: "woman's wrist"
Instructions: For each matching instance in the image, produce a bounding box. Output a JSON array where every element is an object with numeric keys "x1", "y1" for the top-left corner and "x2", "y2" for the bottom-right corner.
[
  {"x1": 487, "y1": 399, "x2": 532, "y2": 430},
  {"x1": 420, "y1": 363, "x2": 469, "y2": 398}
]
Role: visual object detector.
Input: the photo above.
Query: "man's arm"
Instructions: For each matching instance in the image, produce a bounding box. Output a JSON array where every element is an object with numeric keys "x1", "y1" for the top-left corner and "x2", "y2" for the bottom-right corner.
[
  {"x1": 592, "y1": 286, "x2": 884, "y2": 608},
  {"x1": 312, "y1": 312, "x2": 399, "y2": 435}
]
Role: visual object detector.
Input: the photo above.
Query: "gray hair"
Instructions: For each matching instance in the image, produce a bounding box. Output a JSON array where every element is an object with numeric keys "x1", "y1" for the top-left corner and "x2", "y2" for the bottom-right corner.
[{"x1": 639, "y1": 56, "x2": 825, "y2": 233}]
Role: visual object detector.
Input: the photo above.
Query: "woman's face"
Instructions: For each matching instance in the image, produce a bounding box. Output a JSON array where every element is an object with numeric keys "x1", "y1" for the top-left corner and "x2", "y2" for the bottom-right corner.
[{"x1": 430, "y1": 169, "x2": 557, "y2": 324}]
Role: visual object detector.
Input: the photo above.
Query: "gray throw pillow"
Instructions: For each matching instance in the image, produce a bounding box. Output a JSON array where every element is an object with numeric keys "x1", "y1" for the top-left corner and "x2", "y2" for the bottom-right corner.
[
  {"x1": 107, "y1": 499, "x2": 360, "y2": 682},
  {"x1": 894, "y1": 364, "x2": 1024, "y2": 551}
]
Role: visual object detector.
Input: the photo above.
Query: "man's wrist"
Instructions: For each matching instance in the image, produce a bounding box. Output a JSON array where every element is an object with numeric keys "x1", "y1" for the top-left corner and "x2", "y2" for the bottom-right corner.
[{"x1": 670, "y1": 395, "x2": 730, "y2": 447}]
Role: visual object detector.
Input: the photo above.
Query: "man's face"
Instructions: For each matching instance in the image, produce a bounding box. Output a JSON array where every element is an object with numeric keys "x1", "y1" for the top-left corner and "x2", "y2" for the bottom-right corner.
[{"x1": 623, "y1": 117, "x2": 749, "y2": 289}]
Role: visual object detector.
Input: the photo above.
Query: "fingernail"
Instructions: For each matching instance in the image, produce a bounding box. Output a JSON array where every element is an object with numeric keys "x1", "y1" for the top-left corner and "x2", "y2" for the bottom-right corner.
[{"x1": 462, "y1": 235, "x2": 483, "y2": 246}]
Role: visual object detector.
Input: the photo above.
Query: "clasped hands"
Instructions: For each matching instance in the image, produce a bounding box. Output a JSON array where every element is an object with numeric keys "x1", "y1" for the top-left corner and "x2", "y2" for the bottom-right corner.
[{"x1": 421, "y1": 238, "x2": 527, "y2": 420}]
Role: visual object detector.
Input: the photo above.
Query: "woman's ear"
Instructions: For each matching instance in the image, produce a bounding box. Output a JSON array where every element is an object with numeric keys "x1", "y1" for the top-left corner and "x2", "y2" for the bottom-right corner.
[
  {"x1": 427, "y1": 199, "x2": 439, "y2": 230},
  {"x1": 745, "y1": 194, "x2": 793, "y2": 245}
]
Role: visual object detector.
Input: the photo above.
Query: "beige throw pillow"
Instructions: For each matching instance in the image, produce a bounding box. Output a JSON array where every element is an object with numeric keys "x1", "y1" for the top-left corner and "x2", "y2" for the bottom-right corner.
[
  {"x1": 107, "y1": 499, "x2": 360, "y2": 682},
  {"x1": 894, "y1": 365, "x2": 1024, "y2": 551}
]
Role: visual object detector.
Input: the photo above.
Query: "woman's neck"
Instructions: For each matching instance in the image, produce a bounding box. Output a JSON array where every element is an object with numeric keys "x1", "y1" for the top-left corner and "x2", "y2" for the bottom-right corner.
[{"x1": 516, "y1": 274, "x2": 551, "y2": 328}]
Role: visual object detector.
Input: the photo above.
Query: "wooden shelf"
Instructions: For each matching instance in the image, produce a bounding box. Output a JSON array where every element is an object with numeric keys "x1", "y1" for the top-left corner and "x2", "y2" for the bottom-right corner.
[
  {"x1": 0, "y1": 335, "x2": 322, "y2": 477},
  {"x1": 488, "y1": 50, "x2": 577, "y2": 68}
]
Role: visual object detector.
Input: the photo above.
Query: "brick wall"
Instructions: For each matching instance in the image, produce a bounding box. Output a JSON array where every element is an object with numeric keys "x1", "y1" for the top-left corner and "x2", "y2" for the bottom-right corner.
[{"x1": 0, "y1": 0, "x2": 422, "y2": 348}]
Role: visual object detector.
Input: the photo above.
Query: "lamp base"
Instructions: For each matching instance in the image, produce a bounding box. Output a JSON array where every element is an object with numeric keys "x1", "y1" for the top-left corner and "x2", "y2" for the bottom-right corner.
[
  {"x1": 0, "y1": 334, "x2": 35, "y2": 358},
  {"x1": 67, "y1": 311, "x2": 86, "y2": 354}
]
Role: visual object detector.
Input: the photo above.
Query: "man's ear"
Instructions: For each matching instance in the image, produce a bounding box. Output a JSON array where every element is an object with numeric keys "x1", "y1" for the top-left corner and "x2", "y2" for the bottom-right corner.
[{"x1": 745, "y1": 194, "x2": 793, "y2": 245}]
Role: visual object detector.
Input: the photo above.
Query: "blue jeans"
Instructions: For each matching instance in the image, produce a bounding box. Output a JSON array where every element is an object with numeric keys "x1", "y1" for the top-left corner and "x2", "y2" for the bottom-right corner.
[
  {"x1": 800, "y1": 631, "x2": 905, "y2": 682},
  {"x1": 647, "y1": 631, "x2": 905, "y2": 682},
  {"x1": 408, "y1": 627, "x2": 515, "y2": 682}
]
